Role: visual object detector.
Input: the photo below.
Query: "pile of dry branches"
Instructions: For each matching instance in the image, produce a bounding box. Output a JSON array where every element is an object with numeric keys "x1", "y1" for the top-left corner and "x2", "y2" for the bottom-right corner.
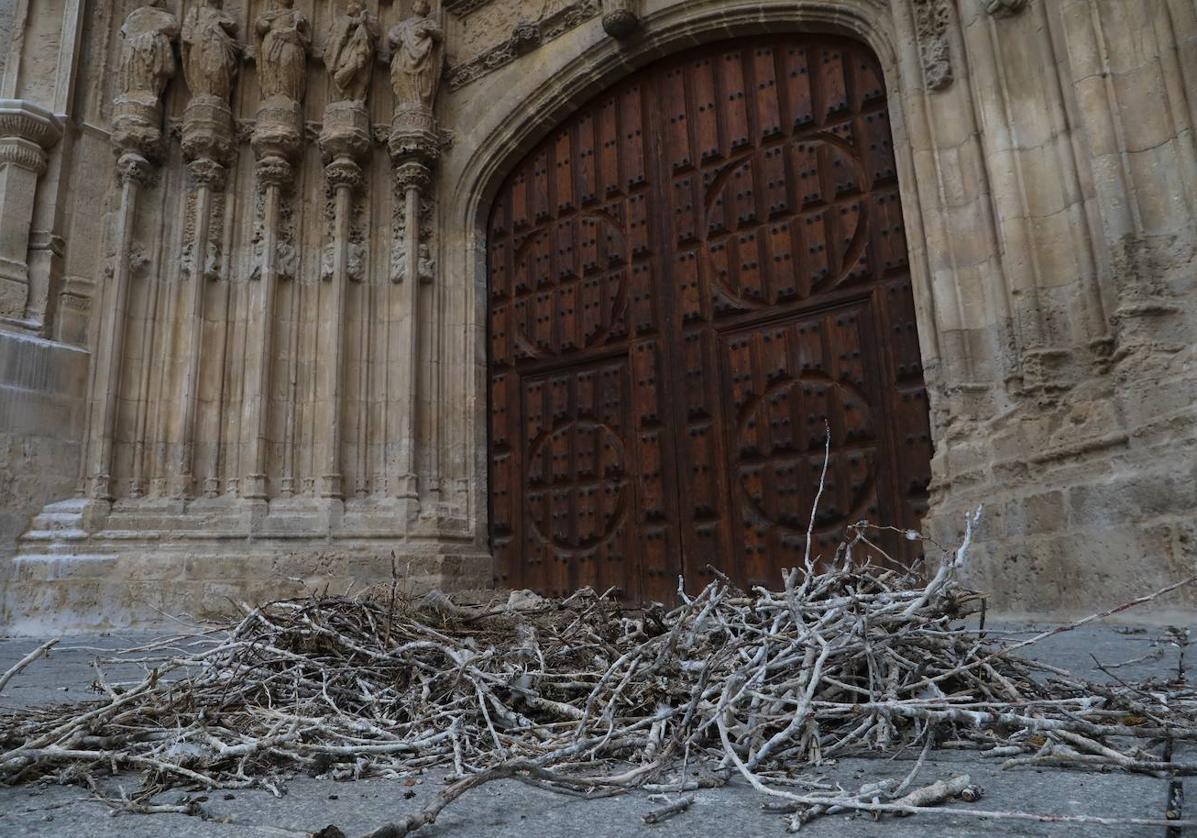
[{"x1": 1, "y1": 515, "x2": 1195, "y2": 834}]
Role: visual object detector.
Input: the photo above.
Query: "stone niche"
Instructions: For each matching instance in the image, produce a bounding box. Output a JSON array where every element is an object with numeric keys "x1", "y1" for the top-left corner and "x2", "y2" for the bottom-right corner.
[{"x1": 3, "y1": 0, "x2": 1197, "y2": 629}]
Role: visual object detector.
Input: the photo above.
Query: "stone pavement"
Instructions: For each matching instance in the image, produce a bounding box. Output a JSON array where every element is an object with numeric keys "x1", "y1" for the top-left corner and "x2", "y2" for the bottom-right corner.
[{"x1": 0, "y1": 623, "x2": 1191, "y2": 837}]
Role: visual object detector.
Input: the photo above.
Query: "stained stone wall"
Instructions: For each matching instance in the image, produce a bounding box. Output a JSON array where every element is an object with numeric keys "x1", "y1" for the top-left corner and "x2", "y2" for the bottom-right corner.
[{"x1": 0, "y1": 0, "x2": 1194, "y2": 630}]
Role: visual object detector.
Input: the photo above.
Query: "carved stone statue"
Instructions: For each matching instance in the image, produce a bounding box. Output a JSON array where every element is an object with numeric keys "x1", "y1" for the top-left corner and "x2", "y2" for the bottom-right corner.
[
  {"x1": 388, "y1": 0, "x2": 444, "y2": 113},
  {"x1": 325, "y1": 2, "x2": 377, "y2": 104},
  {"x1": 255, "y1": 0, "x2": 312, "y2": 103},
  {"x1": 181, "y1": 0, "x2": 240, "y2": 101},
  {"x1": 117, "y1": 0, "x2": 179, "y2": 102}
]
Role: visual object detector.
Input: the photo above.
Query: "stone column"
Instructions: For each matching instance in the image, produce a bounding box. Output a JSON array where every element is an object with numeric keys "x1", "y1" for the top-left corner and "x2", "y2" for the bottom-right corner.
[
  {"x1": 386, "y1": 1, "x2": 444, "y2": 503},
  {"x1": 388, "y1": 120, "x2": 438, "y2": 501},
  {"x1": 0, "y1": 100, "x2": 62, "y2": 323},
  {"x1": 88, "y1": 0, "x2": 179, "y2": 501},
  {"x1": 317, "y1": 101, "x2": 371, "y2": 500},
  {"x1": 88, "y1": 151, "x2": 153, "y2": 502},
  {"x1": 172, "y1": 97, "x2": 234, "y2": 497},
  {"x1": 244, "y1": 108, "x2": 303, "y2": 500}
]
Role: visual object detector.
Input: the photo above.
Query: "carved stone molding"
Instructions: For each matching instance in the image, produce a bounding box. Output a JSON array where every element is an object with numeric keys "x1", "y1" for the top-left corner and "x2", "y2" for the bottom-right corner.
[
  {"x1": 0, "y1": 99, "x2": 63, "y2": 148},
  {"x1": 0, "y1": 137, "x2": 50, "y2": 175},
  {"x1": 444, "y1": 0, "x2": 493, "y2": 15},
  {"x1": 912, "y1": 0, "x2": 953, "y2": 91},
  {"x1": 446, "y1": 0, "x2": 600, "y2": 91},
  {"x1": 982, "y1": 0, "x2": 1029, "y2": 16},
  {"x1": 0, "y1": 99, "x2": 62, "y2": 178}
]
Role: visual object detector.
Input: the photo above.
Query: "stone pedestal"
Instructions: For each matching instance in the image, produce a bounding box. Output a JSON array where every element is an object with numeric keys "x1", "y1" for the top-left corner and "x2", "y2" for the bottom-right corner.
[
  {"x1": 180, "y1": 96, "x2": 235, "y2": 165},
  {"x1": 111, "y1": 93, "x2": 166, "y2": 161},
  {"x1": 388, "y1": 106, "x2": 440, "y2": 164},
  {"x1": 252, "y1": 96, "x2": 304, "y2": 162},
  {"x1": 320, "y1": 100, "x2": 371, "y2": 165}
]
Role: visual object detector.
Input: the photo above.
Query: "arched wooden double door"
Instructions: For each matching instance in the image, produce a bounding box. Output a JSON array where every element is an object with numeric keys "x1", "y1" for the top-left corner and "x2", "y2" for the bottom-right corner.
[{"x1": 488, "y1": 35, "x2": 932, "y2": 602}]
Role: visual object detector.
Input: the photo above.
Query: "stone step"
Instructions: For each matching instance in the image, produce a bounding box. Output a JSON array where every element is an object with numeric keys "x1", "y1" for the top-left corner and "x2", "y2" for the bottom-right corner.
[
  {"x1": 30, "y1": 511, "x2": 84, "y2": 530},
  {"x1": 14, "y1": 538, "x2": 95, "y2": 557},
  {"x1": 10, "y1": 553, "x2": 117, "y2": 582},
  {"x1": 21, "y1": 527, "x2": 88, "y2": 542}
]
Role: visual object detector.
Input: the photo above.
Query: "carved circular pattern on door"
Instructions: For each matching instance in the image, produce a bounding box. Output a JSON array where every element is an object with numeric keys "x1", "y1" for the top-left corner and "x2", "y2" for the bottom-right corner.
[
  {"x1": 511, "y1": 210, "x2": 630, "y2": 360},
  {"x1": 526, "y1": 419, "x2": 629, "y2": 553},
  {"x1": 703, "y1": 135, "x2": 870, "y2": 311},
  {"x1": 736, "y1": 374, "x2": 877, "y2": 533}
]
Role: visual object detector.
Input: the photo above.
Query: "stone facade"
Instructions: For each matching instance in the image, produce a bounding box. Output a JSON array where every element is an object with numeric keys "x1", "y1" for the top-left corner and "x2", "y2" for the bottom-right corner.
[{"x1": 0, "y1": 0, "x2": 1194, "y2": 630}]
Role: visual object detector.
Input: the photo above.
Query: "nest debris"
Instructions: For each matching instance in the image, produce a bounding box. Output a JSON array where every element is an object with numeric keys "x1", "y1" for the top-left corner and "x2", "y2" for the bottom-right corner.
[{"x1": 1, "y1": 516, "x2": 1195, "y2": 835}]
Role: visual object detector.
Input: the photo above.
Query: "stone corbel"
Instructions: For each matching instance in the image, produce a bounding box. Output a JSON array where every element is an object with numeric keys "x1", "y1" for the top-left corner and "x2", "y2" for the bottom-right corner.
[
  {"x1": 981, "y1": 0, "x2": 1029, "y2": 17},
  {"x1": 601, "y1": 0, "x2": 640, "y2": 39},
  {"x1": 0, "y1": 100, "x2": 63, "y2": 321}
]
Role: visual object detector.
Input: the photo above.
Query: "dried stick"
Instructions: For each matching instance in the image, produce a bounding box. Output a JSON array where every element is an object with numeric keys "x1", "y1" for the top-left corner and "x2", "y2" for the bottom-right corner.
[
  {"x1": 0, "y1": 638, "x2": 58, "y2": 696},
  {"x1": 642, "y1": 794, "x2": 695, "y2": 824}
]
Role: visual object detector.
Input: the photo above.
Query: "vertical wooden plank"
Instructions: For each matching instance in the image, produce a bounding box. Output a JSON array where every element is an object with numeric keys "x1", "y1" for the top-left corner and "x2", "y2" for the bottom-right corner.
[
  {"x1": 718, "y1": 48, "x2": 751, "y2": 151},
  {"x1": 555, "y1": 130, "x2": 575, "y2": 212},
  {"x1": 753, "y1": 45, "x2": 784, "y2": 140},
  {"x1": 690, "y1": 56, "x2": 722, "y2": 163}
]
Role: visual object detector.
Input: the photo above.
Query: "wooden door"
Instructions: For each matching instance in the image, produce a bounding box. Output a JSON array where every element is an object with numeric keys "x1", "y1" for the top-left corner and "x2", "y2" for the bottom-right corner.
[{"x1": 488, "y1": 36, "x2": 932, "y2": 601}]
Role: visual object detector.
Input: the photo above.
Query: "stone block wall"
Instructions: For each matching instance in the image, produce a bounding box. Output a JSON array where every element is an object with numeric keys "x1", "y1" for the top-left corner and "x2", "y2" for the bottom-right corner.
[{"x1": 0, "y1": 331, "x2": 87, "y2": 559}]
